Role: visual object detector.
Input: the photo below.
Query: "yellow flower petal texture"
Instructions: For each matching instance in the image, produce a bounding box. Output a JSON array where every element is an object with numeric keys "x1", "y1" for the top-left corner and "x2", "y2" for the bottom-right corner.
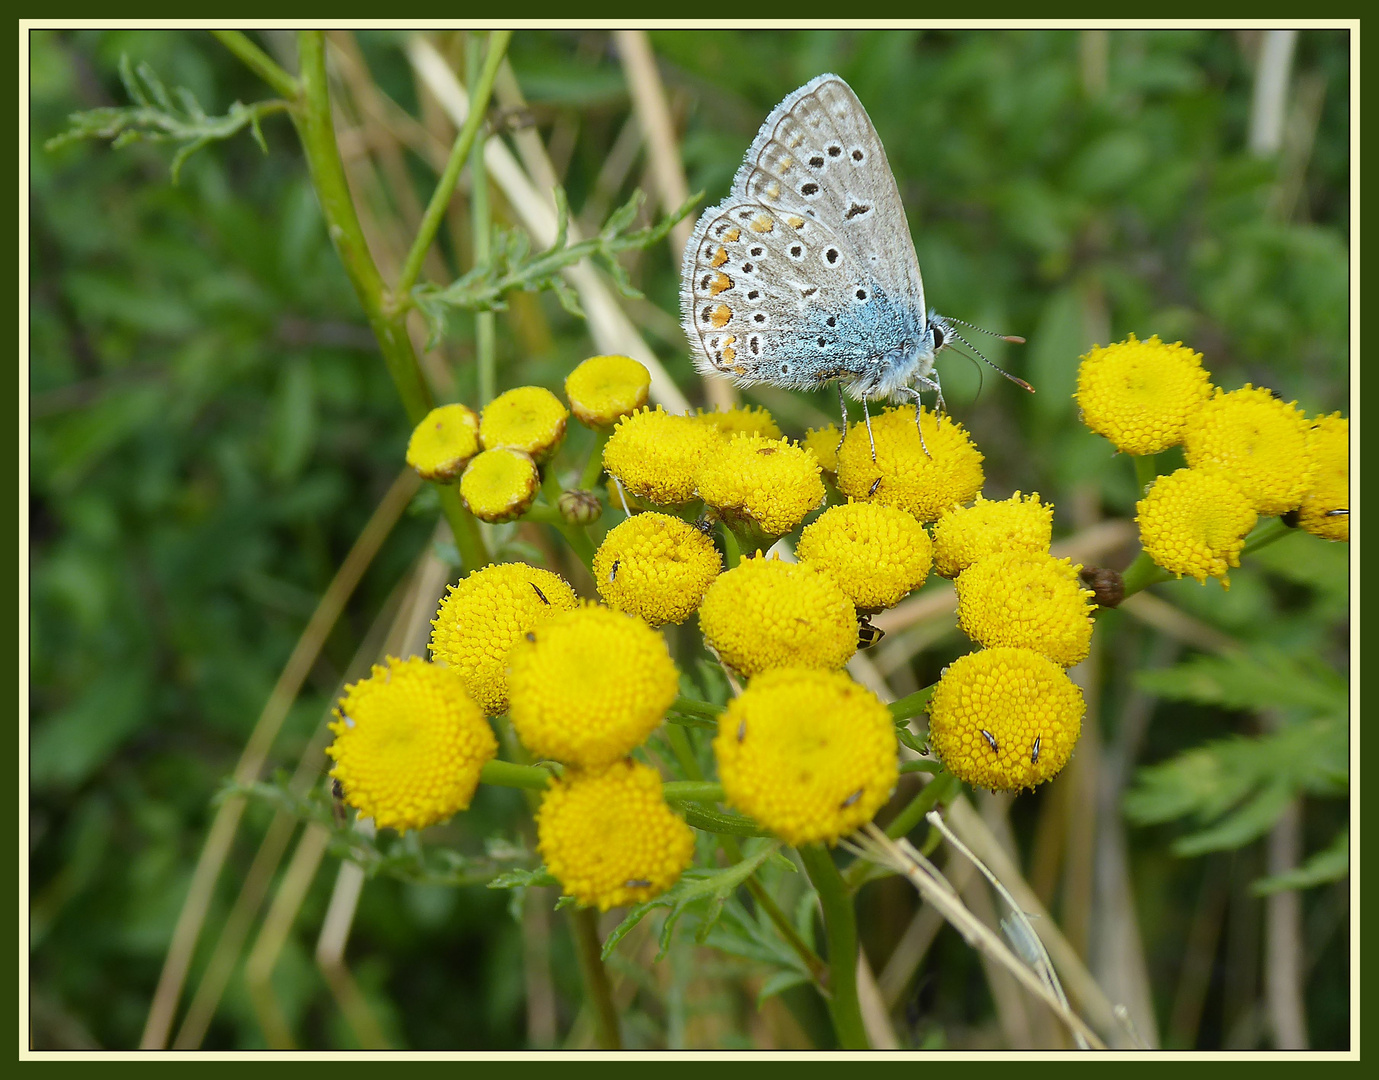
[
  {"x1": 695, "y1": 433, "x2": 825, "y2": 537},
  {"x1": 694, "y1": 404, "x2": 783, "y2": 440},
  {"x1": 327, "y1": 657, "x2": 497, "y2": 834},
  {"x1": 429, "y1": 562, "x2": 579, "y2": 714},
  {"x1": 1295, "y1": 414, "x2": 1348, "y2": 541},
  {"x1": 536, "y1": 758, "x2": 695, "y2": 911},
  {"x1": 1136, "y1": 467, "x2": 1257, "y2": 586},
  {"x1": 835, "y1": 406, "x2": 984, "y2": 523},
  {"x1": 796, "y1": 501, "x2": 933, "y2": 612},
  {"x1": 698, "y1": 554, "x2": 856, "y2": 677},
  {"x1": 507, "y1": 603, "x2": 679, "y2": 769},
  {"x1": 459, "y1": 447, "x2": 539, "y2": 523},
  {"x1": 954, "y1": 551, "x2": 1096, "y2": 668},
  {"x1": 479, "y1": 385, "x2": 569, "y2": 462},
  {"x1": 405, "y1": 403, "x2": 480, "y2": 482},
  {"x1": 592, "y1": 511, "x2": 722, "y2": 626},
  {"x1": 1182, "y1": 385, "x2": 1311, "y2": 516},
  {"x1": 927, "y1": 647, "x2": 1084, "y2": 792},
  {"x1": 565, "y1": 355, "x2": 651, "y2": 428},
  {"x1": 714, "y1": 668, "x2": 898, "y2": 846},
  {"x1": 802, "y1": 424, "x2": 843, "y2": 476},
  {"x1": 931, "y1": 492, "x2": 1054, "y2": 578},
  {"x1": 1074, "y1": 334, "x2": 1213, "y2": 455},
  {"x1": 603, "y1": 406, "x2": 719, "y2": 505}
]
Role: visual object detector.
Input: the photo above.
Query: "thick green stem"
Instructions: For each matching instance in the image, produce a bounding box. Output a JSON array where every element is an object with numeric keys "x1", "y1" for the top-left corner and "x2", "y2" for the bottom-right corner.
[
  {"x1": 467, "y1": 34, "x2": 498, "y2": 407},
  {"x1": 671, "y1": 695, "x2": 725, "y2": 721},
  {"x1": 888, "y1": 685, "x2": 935, "y2": 723},
  {"x1": 1120, "y1": 548, "x2": 1172, "y2": 598},
  {"x1": 1132, "y1": 453, "x2": 1159, "y2": 497},
  {"x1": 479, "y1": 759, "x2": 552, "y2": 790},
  {"x1": 394, "y1": 30, "x2": 511, "y2": 300},
  {"x1": 798, "y1": 844, "x2": 869, "y2": 1049},
  {"x1": 719, "y1": 523, "x2": 742, "y2": 569},
  {"x1": 1241, "y1": 518, "x2": 1293, "y2": 557},
  {"x1": 538, "y1": 468, "x2": 596, "y2": 567},
  {"x1": 841, "y1": 770, "x2": 960, "y2": 892},
  {"x1": 212, "y1": 30, "x2": 300, "y2": 99},
  {"x1": 664, "y1": 723, "x2": 704, "y2": 781},
  {"x1": 293, "y1": 33, "x2": 489, "y2": 570},
  {"x1": 570, "y1": 906, "x2": 621, "y2": 1049},
  {"x1": 579, "y1": 429, "x2": 612, "y2": 490}
]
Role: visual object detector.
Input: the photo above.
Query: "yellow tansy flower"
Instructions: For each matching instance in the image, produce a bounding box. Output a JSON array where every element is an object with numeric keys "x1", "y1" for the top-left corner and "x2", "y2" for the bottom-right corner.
[
  {"x1": 592, "y1": 512, "x2": 722, "y2": 626},
  {"x1": 954, "y1": 551, "x2": 1096, "y2": 668},
  {"x1": 927, "y1": 647, "x2": 1084, "y2": 792},
  {"x1": 405, "y1": 403, "x2": 480, "y2": 482},
  {"x1": 537, "y1": 759, "x2": 695, "y2": 911},
  {"x1": 796, "y1": 501, "x2": 933, "y2": 612},
  {"x1": 1074, "y1": 334, "x2": 1213, "y2": 455},
  {"x1": 714, "y1": 668, "x2": 898, "y2": 846},
  {"x1": 429, "y1": 562, "x2": 579, "y2": 714},
  {"x1": 507, "y1": 603, "x2": 679, "y2": 769},
  {"x1": 479, "y1": 385, "x2": 569, "y2": 462},
  {"x1": 326, "y1": 657, "x2": 497, "y2": 834},
  {"x1": 698, "y1": 554, "x2": 856, "y2": 677},
  {"x1": 835, "y1": 406, "x2": 984, "y2": 523},
  {"x1": 565, "y1": 355, "x2": 651, "y2": 428},
  {"x1": 603, "y1": 406, "x2": 719, "y2": 505},
  {"x1": 694, "y1": 404, "x2": 783, "y2": 440},
  {"x1": 1136, "y1": 467, "x2": 1258, "y2": 586},
  {"x1": 1182, "y1": 385, "x2": 1311, "y2": 516},
  {"x1": 931, "y1": 492, "x2": 1054, "y2": 578},
  {"x1": 802, "y1": 424, "x2": 844, "y2": 477},
  {"x1": 1295, "y1": 414, "x2": 1348, "y2": 541},
  {"x1": 459, "y1": 448, "x2": 539, "y2": 523},
  {"x1": 696, "y1": 433, "x2": 825, "y2": 537}
]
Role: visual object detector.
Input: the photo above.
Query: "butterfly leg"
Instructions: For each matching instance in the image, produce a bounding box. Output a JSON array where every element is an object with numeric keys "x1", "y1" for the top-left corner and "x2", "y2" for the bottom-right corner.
[
  {"x1": 898, "y1": 387, "x2": 933, "y2": 459},
  {"x1": 835, "y1": 383, "x2": 850, "y2": 456},
  {"x1": 861, "y1": 397, "x2": 878, "y2": 463}
]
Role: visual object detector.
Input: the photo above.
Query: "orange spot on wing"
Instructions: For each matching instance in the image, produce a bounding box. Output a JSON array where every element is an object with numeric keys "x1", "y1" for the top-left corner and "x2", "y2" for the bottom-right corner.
[
  {"x1": 750, "y1": 216, "x2": 775, "y2": 233},
  {"x1": 710, "y1": 246, "x2": 729, "y2": 268},
  {"x1": 787, "y1": 216, "x2": 805, "y2": 230},
  {"x1": 724, "y1": 227, "x2": 741, "y2": 242},
  {"x1": 710, "y1": 304, "x2": 732, "y2": 329},
  {"x1": 709, "y1": 272, "x2": 733, "y2": 296}
]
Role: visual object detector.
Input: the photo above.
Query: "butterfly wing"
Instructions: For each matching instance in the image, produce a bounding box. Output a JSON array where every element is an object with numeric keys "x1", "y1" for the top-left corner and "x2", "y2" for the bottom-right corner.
[{"x1": 681, "y1": 74, "x2": 929, "y2": 391}]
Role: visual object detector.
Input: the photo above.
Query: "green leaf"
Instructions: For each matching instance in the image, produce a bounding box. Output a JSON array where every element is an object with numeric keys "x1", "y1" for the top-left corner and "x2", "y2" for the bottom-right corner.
[
  {"x1": 1251, "y1": 829, "x2": 1349, "y2": 895},
  {"x1": 1172, "y1": 780, "x2": 1294, "y2": 856},
  {"x1": 487, "y1": 867, "x2": 559, "y2": 890},
  {"x1": 756, "y1": 969, "x2": 811, "y2": 1008},
  {"x1": 1135, "y1": 648, "x2": 1347, "y2": 718}
]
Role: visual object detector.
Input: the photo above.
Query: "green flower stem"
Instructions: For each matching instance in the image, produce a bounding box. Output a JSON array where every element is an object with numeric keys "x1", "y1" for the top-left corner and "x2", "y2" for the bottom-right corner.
[
  {"x1": 394, "y1": 30, "x2": 512, "y2": 302},
  {"x1": 888, "y1": 685, "x2": 935, "y2": 723},
  {"x1": 677, "y1": 804, "x2": 772, "y2": 838},
  {"x1": 1133, "y1": 453, "x2": 1159, "y2": 497},
  {"x1": 899, "y1": 759, "x2": 945, "y2": 775},
  {"x1": 1120, "y1": 548, "x2": 1172, "y2": 598},
  {"x1": 661, "y1": 780, "x2": 723, "y2": 803},
  {"x1": 798, "y1": 844, "x2": 870, "y2": 1049},
  {"x1": 479, "y1": 759, "x2": 552, "y2": 791},
  {"x1": 1241, "y1": 517, "x2": 1293, "y2": 557},
  {"x1": 570, "y1": 906, "x2": 622, "y2": 1049},
  {"x1": 212, "y1": 30, "x2": 300, "y2": 99},
  {"x1": 537, "y1": 468, "x2": 596, "y2": 567},
  {"x1": 664, "y1": 722, "x2": 704, "y2": 781},
  {"x1": 841, "y1": 770, "x2": 960, "y2": 892},
  {"x1": 719, "y1": 523, "x2": 743, "y2": 569},
  {"x1": 578, "y1": 429, "x2": 612, "y2": 490},
  {"x1": 671, "y1": 696, "x2": 725, "y2": 721},
  {"x1": 292, "y1": 33, "x2": 489, "y2": 571},
  {"x1": 467, "y1": 34, "x2": 498, "y2": 406}
]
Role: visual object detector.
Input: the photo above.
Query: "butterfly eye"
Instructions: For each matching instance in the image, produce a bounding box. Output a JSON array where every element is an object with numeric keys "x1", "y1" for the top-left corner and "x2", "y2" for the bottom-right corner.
[{"x1": 932, "y1": 325, "x2": 946, "y2": 349}]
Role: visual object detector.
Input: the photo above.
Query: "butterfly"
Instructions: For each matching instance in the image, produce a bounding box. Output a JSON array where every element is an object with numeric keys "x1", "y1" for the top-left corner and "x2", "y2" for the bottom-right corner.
[{"x1": 680, "y1": 74, "x2": 1027, "y2": 456}]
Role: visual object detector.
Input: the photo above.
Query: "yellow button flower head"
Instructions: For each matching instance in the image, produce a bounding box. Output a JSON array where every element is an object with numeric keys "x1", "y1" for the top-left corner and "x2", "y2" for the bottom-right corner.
[
  {"x1": 603, "y1": 406, "x2": 719, "y2": 505},
  {"x1": 537, "y1": 758, "x2": 695, "y2": 911},
  {"x1": 714, "y1": 668, "x2": 898, "y2": 846},
  {"x1": 429, "y1": 562, "x2": 579, "y2": 714},
  {"x1": 694, "y1": 404, "x2": 783, "y2": 440},
  {"x1": 1182, "y1": 385, "x2": 1311, "y2": 516},
  {"x1": 565, "y1": 355, "x2": 651, "y2": 428},
  {"x1": 927, "y1": 647, "x2": 1084, "y2": 792},
  {"x1": 459, "y1": 448, "x2": 539, "y2": 523},
  {"x1": 405, "y1": 403, "x2": 480, "y2": 483},
  {"x1": 931, "y1": 492, "x2": 1054, "y2": 578},
  {"x1": 802, "y1": 424, "x2": 843, "y2": 477},
  {"x1": 479, "y1": 385, "x2": 569, "y2": 462},
  {"x1": 1295, "y1": 414, "x2": 1348, "y2": 541},
  {"x1": 507, "y1": 603, "x2": 679, "y2": 768},
  {"x1": 696, "y1": 433, "x2": 825, "y2": 537},
  {"x1": 955, "y1": 551, "x2": 1096, "y2": 668},
  {"x1": 698, "y1": 554, "x2": 856, "y2": 677},
  {"x1": 1074, "y1": 334, "x2": 1213, "y2": 455},
  {"x1": 835, "y1": 406, "x2": 984, "y2": 523},
  {"x1": 592, "y1": 512, "x2": 722, "y2": 626},
  {"x1": 1136, "y1": 467, "x2": 1258, "y2": 586},
  {"x1": 327, "y1": 657, "x2": 497, "y2": 834},
  {"x1": 796, "y1": 501, "x2": 933, "y2": 612}
]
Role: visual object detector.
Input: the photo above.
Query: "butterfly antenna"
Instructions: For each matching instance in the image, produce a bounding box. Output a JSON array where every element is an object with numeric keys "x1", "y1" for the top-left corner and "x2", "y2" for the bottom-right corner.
[
  {"x1": 946, "y1": 316, "x2": 1027, "y2": 346},
  {"x1": 945, "y1": 328, "x2": 1035, "y2": 393}
]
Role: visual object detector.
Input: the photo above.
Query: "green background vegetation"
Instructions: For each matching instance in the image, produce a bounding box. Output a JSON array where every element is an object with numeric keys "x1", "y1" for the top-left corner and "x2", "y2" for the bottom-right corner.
[{"x1": 29, "y1": 28, "x2": 1349, "y2": 1050}]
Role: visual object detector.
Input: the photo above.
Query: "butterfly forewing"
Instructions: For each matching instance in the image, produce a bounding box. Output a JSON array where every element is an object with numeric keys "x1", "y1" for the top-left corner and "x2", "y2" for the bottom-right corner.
[{"x1": 682, "y1": 74, "x2": 929, "y2": 390}]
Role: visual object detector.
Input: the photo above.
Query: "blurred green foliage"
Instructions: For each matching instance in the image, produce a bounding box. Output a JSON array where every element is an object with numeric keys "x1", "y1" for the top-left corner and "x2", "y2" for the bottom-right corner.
[{"x1": 29, "y1": 28, "x2": 1348, "y2": 1049}]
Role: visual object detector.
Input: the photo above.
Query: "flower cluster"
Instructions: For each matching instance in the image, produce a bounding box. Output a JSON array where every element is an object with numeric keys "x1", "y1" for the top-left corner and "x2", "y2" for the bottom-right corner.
[{"x1": 1075, "y1": 336, "x2": 1348, "y2": 585}]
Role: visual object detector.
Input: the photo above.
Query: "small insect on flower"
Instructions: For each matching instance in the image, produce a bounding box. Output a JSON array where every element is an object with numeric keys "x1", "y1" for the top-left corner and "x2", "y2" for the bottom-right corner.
[
  {"x1": 737, "y1": 718, "x2": 747, "y2": 743},
  {"x1": 869, "y1": 477, "x2": 882, "y2": 498},
  {"x1": 840, "y1": 788, "x2": 864, "y2": 809},
  {"x1": 330, "y1": 778, "x2": 347, "y2": 826},
  {"x1": 609, "y1": 559, "x2": 619, "y2": 583},
  {"x1": 624, "y1": 879, "x2": 652, "y2": 889},
  {"x1": 531, "y1": 582, "x2": 549, "y2": 605},
  {"x1": 980, "y1": 729, "x2": 999, "y2": 754},
  {"x1": 692, "y1": 516, "x2": 717, "y2": 536},
  {"x1": 857, "y1": 615, "x2": 886, "y2": 649},
  {"x1": 1031, "y1": 735, "x2": 1041, "y2": 764}
]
